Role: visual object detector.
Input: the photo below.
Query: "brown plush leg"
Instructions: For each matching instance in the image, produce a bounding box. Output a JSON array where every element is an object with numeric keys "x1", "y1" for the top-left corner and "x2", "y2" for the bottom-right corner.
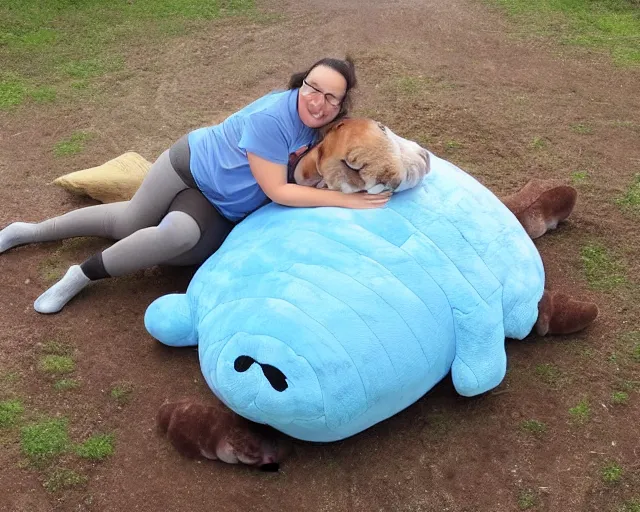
[
  {"x1": 501, "y1": 179, "x2": 577, "y2": 239},
  {"x1": 157, "y1": 399, "x2": 291, "y2": 471},
  {"x1": 535, "y1": 289, "x2": 599, "y2": 336}
]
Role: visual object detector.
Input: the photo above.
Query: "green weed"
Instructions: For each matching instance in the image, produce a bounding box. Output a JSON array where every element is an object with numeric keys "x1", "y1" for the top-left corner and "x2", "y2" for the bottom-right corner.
[
  {"x1": 53, "y1": 131, "x2": 92, "y2": 157},
  {"x1": 569, "y1": 397, "x2": 590, "y2": 424},
  {"x1": 54, "y1": 379, "x2": 79, "y2": 392},
  {"x1": 601, "y1": 461, "x2": 623, "y2": 484},
  {"x1": 534, "y1": 363, "x2": 563, "y2": 386},
  {"x1": 489, "y1": 0, "x2": 640, "y2": 66},
  {"x1": 39, "y1": 355, "x2": 75, "y2": 375},
  {"x1": 20, "y1": 418, "x2": 69, "y2": 462},
  {"x1": 44, "y1": 468, "x2": 88, "y2": 492},
  {"x1": 580, "y1": 243, "x2": 626, "y2": 290},
  {"x1": 0, "y1": 399, "x2": 24, "y2": 428},
  {"x1": 520, "y1": 419, "x2": 547, "y2": 436},
  {"x1": 570, "y1": 123, "x2": 593, "y2": 134},
  {"x1": 530, "y1": 136, "x2": 547, "y2": 149},
  {"x1": 518, "y1": 488, "x2": 539, "y2": 509},
  {"x1": 75, "y1": 433, "x2": 114, "y2": 460},
  {"x1": 616, "y1": 174, "x2": 640, "y2": 214},
  {"x1": 571, "y1": 170, "x2": 589, "y2": 184},
  {"x1": 611, "y1": 391, "x2": 629, "y2": 405},
  {"x1": 110, "y1": 382, "x2": 133, "y2": 405}
]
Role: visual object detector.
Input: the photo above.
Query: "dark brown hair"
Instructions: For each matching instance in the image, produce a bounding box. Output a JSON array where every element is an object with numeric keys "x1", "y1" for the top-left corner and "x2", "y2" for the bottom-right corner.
[{"x1": 288, "y1": 56, "x2": 357, "y2": 119}]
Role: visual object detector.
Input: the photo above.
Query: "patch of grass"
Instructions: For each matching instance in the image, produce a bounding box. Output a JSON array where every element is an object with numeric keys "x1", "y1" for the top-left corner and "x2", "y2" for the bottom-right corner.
[
  {"x1": 534, "y1": 363, "x2": 562, "y2": 386},
  {"x1": 570, "y1": 123, "x2": 593, "y2": 134},
  {"x1": 571, "y1": 170, "x2": 589, "y2": 184},
  {"x1": 530, "y1": 136, "x2": 547, "y2": 149},
  {"x1": 54, "y1": 379, "x2": 79, "y2": 392},
  {"x1": 110, "y1": 382, "x2": 133, "y2": 405},
  {"x1": 488, "y1": 0, "x2": 640, "y2": 66},
  {"x1": 0, "y1": 74, "x2": 28, "y2": 109},
  {"x1": 21, "y1": 418, "x2": 69, "y2": 462},
  {"x1": 518, "y1": 488, "x2": 539, "y2": 510},
  {"x1": 0, "y1": 0, "x2": 256, "y2": 109},
  {"x1": 42, "y1": 339, "x2": 73, "y2": 356},
  {"x1": 59, "y1": 57, "x2": 124, "y2": 80},
  {"x1": 445, "y1": 140, "x2": 463, "y2": 150},
  {"x1": 579, "y1": 347, "x2": 595, "y2": 358},
  {"x1": 520, "y1": 419, "x2": 547, "y2": 436},
  {"x1": 601, "y1": 461, "x2": 623, "y2": 484},
  {"x1": 53, "y1": 131, "x2": 92, "y2": 157},
  {"x1": 39, "y1": 355, "x2": 75, "y2": 375},
  {"x1": 30, "y1": 86, "x2": 57, "y2": 104},
  {"x1": 37, "y1": 257, "x2": 67, "y2": 284},
  {"x1": 616, "y1": 174, "x2": 640, "y2": 214},
  {"x1": 612, "y1": 120, "x2": 638, "y2": 130},
  {"x1": 580, "y1": 243, "x2": 626, "y2": 290},
  {"x1": 0, "y1": 371, "x2": 20, "y2": 393},
  {"x1": 75, "y1": 433, "x2": 114, "y2": 460},
  {"x1": 612, "y1": 391, "x2": 629, "y2": 405},
  {"x1": 619, "y1": 499, "x2": 640, "y2": 512},
  {"x1": 44, "y1": 468, "x2": 88, "y2": 493},
  {"x1": 0, "y1": 399, "x2": 24, "y2": 428},
  {"x1": 393, "y1": 75, "x2": 432, "y2": 96},
  {"x1": 569, "y1": 397, "x2": 591, "y2": 424}
]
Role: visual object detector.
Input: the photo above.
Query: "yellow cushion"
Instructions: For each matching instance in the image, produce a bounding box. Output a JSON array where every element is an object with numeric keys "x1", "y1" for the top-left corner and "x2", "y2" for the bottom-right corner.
[{"x1": 52, "y1": 152, "x2": 151, "y2": 203}]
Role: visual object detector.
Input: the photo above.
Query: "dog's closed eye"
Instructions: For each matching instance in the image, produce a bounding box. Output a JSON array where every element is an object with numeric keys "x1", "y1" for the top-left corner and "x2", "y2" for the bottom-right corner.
[{"x1": 341, "y1": 159, "x2": 365, "y2": 172}]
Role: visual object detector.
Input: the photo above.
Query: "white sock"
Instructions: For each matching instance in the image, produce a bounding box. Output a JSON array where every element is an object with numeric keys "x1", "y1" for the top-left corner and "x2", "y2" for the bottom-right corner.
[
  {"x1": 0, "y1": 222, "x2": 37, "y2": 253},
  {"x1": 34, "y1": 265, "x2": 92, "y2": 314}
]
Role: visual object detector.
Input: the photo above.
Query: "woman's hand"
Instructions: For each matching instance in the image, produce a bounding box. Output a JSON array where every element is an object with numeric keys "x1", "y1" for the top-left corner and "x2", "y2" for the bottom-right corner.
[
  {"x1": 337, "y1": 190, "x2": 392, "y2": 209},
  {"x1": 248, "y1": 152, "x2": 392, "y2": 210}
]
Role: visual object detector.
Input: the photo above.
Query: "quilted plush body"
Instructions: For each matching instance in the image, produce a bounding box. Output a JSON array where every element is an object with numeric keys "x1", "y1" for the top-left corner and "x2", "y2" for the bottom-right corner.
[{"x1": 144, "y1": 152, "x2": 545, "y2": 442}]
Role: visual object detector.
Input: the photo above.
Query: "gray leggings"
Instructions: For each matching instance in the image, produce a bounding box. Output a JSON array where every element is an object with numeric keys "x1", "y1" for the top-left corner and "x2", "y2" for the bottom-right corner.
[{"x1": 25, "y1": 137, "x2": 234, "y2": 279}]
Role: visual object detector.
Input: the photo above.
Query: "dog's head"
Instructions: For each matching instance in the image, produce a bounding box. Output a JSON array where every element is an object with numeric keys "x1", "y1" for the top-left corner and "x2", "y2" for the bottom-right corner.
[{"x1": 292, "y1": 118, "x2": 430, "y2": 194}]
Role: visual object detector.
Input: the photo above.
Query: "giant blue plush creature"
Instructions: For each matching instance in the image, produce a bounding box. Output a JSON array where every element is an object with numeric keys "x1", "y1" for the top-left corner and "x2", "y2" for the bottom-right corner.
[{"x1": 144, "y1": 143, "x2": 597, "y2": 446}]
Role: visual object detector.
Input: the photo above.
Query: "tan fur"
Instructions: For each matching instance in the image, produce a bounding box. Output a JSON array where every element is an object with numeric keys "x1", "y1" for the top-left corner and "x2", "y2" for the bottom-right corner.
[{"x1": 293, "y1": 118, "x2": 407, "y2": 193}]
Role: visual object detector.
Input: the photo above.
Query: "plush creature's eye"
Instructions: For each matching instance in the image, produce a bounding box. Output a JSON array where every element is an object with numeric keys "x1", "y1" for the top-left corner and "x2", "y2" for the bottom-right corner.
[
  {"x1": 341, "y1": 159, "x2": 364, "y2": 172},
  {"x1": 376, "y1": 122, "x2": 387, "y2": 133}
]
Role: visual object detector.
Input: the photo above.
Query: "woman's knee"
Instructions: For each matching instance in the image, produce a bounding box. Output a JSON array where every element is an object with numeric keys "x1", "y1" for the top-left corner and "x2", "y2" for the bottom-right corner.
[
  {"x1": 110, "y1": 149, "x2": 187, "y2": 239},
  {"x1": 156, "y1": 211, "x2": 202, "y2": 253}
]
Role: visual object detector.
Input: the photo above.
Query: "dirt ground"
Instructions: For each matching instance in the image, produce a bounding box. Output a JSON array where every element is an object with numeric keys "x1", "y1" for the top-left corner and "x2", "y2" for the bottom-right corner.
[{"x1": 1, "y1": 0, "x2": 639, "y2": 510}]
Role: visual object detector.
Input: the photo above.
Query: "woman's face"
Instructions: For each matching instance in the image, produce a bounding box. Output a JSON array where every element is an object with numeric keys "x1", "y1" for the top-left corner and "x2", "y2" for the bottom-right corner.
[{"x1": 297, "y1": 65, "x2": 347, "y2": 129}]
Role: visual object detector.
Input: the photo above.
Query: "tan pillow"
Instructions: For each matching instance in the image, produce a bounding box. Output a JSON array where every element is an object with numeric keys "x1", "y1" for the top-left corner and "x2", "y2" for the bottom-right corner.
[{"x1": 52, "y1": 152, "x2": 151, "y2": 203}]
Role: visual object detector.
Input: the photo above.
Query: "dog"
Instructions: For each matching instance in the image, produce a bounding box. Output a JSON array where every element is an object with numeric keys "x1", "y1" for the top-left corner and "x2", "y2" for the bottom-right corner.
[{"x1": 289, "y1": 118, "x2": 431, "y2": 194}]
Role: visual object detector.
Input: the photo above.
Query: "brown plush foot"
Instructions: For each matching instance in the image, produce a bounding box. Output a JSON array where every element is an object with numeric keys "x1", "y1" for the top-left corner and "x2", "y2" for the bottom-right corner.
[
  {"x1": 157, "y1": 399, "x2": 291, "y2": 470},
  {"x1": 535, "y1": 290, "x2": 599, "y2": 336},
  {"x1": 501, "y1": 179, "x2": 577, "y2": 239}
]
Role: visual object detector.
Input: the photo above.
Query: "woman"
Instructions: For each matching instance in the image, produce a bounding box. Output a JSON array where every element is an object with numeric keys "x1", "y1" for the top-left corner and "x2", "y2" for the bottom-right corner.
[{"x1": 0, "y1": 57, "x2": 391, "y2": 314}]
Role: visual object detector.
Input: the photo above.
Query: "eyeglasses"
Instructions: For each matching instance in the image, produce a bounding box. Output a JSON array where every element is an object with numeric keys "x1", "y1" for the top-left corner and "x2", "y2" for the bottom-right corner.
[{"x1": 301, "y1": 79, "x2": 343, "y2": 108}]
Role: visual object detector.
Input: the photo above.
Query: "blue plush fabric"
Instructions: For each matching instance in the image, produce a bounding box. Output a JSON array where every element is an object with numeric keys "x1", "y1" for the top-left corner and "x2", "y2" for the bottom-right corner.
[{"x1": 144, "y1": 152, "x2": 545, "y2": 442}]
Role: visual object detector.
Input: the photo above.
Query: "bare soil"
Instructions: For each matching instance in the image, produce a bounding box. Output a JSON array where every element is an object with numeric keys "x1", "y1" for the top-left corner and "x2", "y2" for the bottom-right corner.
[{"x1": 1, "y1": 0, "x2": 639, "y2": 510}]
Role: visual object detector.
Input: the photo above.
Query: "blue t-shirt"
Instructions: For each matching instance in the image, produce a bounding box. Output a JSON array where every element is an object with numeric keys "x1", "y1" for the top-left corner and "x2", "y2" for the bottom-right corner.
[{"x1": 187, "y1": 89, "x2": 317, "y2": 222}]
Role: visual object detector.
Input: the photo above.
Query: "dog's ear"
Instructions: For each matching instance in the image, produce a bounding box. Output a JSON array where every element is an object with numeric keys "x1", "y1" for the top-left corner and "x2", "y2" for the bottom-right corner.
[{"x1": 317, "y1": 119, "x2": 345, "y2": 139}]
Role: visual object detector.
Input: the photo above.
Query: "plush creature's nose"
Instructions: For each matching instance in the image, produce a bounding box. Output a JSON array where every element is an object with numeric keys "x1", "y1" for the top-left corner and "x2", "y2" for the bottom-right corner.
[{"x1": 234, "y1": 356, "x2": 288, "y2": 392}]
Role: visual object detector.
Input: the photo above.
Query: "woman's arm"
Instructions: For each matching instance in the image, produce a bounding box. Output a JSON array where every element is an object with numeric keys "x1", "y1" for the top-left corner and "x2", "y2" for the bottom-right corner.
[{"x1": 247, "y1": 152, "x2": 390, "y2": 209}]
